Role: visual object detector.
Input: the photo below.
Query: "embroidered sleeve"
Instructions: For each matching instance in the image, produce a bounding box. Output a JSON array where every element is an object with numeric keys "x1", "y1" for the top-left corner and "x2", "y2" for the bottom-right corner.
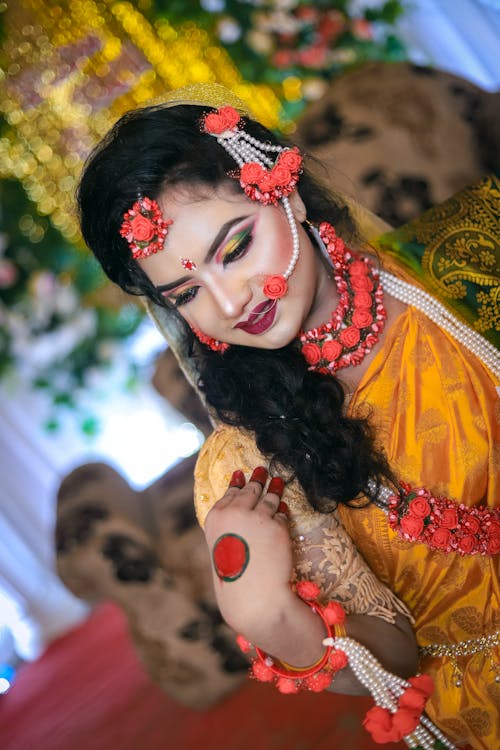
[{"x1": 194, "y1": 425, "x2": 412, "y2": 625}]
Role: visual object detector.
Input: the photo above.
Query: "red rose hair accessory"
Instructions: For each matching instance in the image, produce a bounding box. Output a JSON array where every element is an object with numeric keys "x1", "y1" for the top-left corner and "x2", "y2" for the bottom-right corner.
[
  {"x1": 120, "y1": 197, "x2": 172, "y2": 260},
  {"x1": 202, "y1": 105, "x2": 303, "y2": 302},
  {"x1": 388, "y1": 483, "x2": 500, "y2": 556}
]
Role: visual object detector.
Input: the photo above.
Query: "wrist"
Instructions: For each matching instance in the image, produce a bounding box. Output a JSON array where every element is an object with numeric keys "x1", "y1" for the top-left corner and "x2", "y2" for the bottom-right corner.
[
  {"x1": 239, "y1": 583, "x2": 348, "y2": 694},
  {"x1": 246, "y1": 585, "x2": 332, "y2": 669}
]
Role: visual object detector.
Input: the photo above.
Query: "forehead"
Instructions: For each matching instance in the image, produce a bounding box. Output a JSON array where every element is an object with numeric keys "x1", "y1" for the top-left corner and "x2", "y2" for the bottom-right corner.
[{"x1": 159, "y1": 182, "x2": 250, "y2": 224}]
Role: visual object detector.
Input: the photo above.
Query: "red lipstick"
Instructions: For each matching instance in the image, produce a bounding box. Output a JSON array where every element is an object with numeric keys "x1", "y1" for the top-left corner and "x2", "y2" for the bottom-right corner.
[{"x1": 235, "y1": 300, "x2": 277, "y2": 335}]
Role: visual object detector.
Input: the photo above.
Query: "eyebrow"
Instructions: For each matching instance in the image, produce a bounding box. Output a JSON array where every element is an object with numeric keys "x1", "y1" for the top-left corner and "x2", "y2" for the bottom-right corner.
[{"x1": 155, "y1": 215, "x2": 250, "y2": 294}]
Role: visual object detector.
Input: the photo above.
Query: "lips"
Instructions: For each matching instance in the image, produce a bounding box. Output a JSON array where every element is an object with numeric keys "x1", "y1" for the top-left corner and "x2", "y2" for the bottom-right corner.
[{"x1": 235, "y1": 299, "x2": 277, "y2": 335}]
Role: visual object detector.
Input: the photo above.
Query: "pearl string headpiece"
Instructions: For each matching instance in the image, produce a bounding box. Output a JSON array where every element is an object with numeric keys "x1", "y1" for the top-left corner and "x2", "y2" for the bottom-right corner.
[{"x1": 202, "y1": 106, "x2": 303, "y2": 300}]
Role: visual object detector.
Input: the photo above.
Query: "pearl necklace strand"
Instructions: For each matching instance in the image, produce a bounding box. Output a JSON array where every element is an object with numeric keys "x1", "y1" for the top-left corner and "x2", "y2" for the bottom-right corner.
[
  {"x1": 380, "y1": 270, "x2": 500, "y2": 380},
  {"x1": 322, "y1": 636, "x2": 459, "y2": 749}
]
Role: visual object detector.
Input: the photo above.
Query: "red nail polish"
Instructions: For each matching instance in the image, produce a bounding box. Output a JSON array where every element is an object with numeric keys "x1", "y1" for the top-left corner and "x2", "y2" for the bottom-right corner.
[
  {"x1": 268, "y1": 477, "x2": 285, "y2": 499},
  {"x1": 250, "y1": 466, "x2": 268, "y2": 486},
  {"x1": 229, "y1": 470, "x2": 246, "y2": 489},
  {"x1": 276, "y1": 500, "x2": 290, "y2": 516}
]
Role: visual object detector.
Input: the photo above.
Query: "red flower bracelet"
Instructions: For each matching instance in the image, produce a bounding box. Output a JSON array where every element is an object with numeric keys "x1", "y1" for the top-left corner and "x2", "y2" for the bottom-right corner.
[
  {"x1": 235, "y1": 579, "x2": 450, "y2": 748},
  {"x1": 236, "y1": 581, "x2": 347, "y2": 694}
]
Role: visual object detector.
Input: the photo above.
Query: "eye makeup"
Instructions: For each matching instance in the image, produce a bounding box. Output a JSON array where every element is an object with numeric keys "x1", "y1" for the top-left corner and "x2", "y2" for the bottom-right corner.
[
  {"x1": 217, "y1": 221, "x2": 255, "y2": 266},
  {"x1": 164, "y1": 219, "x2": 256, "y2": 308}
]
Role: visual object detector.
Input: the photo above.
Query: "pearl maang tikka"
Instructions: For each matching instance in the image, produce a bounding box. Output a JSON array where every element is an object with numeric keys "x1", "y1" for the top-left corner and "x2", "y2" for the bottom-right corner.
[{"x1": 202, "y1": 106, "x2": 303, "y2": 301}]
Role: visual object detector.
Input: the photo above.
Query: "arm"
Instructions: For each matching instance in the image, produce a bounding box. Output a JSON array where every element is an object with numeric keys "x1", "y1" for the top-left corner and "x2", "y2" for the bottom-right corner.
[{"x1": 204, "y1": 468, "x2": 418, "y2": 695}]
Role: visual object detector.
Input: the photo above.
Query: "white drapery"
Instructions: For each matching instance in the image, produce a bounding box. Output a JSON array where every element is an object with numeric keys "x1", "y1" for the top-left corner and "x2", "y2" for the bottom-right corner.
[{"x1": 393, "y1": 0, "x2": 500, "y2": 91}]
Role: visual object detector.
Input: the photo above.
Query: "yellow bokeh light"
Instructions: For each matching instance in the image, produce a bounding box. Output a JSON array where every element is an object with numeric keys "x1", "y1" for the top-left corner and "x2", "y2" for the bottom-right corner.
[{"x1": 0, "y1": 0, "x2": 284, "y2": 242}]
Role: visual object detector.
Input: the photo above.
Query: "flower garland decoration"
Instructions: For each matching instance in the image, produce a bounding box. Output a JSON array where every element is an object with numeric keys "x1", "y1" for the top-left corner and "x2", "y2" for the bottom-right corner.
[
  {"x1": 300, "y1": 222, "x2": 386, "y2": 373},
  {"x1": 239, "y1": 147, "x2": 303, "y2": 207},
  {"x1": 119, "y1": 196, "x2": 172, "y2": 260},
  {"x1": 388, "y1": 483, "x2": 500, "y2": 555}
]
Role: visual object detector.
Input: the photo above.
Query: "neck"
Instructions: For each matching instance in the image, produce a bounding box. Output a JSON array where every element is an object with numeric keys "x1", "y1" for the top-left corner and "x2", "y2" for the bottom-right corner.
[{"x1": 301, "y1": 240, "x2": 341, "y2": 333}]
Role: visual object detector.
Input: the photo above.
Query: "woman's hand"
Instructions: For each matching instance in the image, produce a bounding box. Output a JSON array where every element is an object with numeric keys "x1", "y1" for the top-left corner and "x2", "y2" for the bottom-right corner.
[{"x1": 203, "y1": 467, "x2": 295, "y2": 642}]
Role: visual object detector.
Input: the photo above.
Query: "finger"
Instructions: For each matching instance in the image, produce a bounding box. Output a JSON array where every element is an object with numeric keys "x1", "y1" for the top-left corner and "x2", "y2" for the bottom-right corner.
[
  {"x1": 229, "y1": 469, "x2": 246, "y2": 489},
  {"x1": 257, "y1": 476, "x2": 285, "y2": 516},
  {"x1": 267, "y1": 477, "x2": 285, "y2": 499},
  {"x1": 249, "y1": 466, "x2": 268, "y2": 487},
  {"x1": 276, "y1": 501, "x2": 290, "y2": 518},
  {"x1": 232, "y1": 466, "x2": 268, "y2": 509},
  {"x1": 212, "y1": 469, "x2": 247, "y2": 510}
]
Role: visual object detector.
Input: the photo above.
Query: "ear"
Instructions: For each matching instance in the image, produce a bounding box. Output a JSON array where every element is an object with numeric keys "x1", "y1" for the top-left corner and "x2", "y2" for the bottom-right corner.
[{"x1": 288, "y1": 190, "x2": 307, "y2": 223}]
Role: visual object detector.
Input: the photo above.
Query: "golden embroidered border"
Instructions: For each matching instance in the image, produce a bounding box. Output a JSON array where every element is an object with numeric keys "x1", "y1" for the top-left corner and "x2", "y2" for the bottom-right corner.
[{"x1": 419, "y1": 630, "x2": 500, "y2": 659}]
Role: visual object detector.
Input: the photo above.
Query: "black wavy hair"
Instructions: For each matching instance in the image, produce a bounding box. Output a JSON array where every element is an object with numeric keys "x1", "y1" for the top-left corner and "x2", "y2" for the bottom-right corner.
[{"x1": 77, "y1": 103, "x2": 394, "y2": 511}]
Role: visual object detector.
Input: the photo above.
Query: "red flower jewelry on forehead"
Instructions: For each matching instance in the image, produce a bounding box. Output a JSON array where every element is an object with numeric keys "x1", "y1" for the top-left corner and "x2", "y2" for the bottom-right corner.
[
  {"x1": 120, "y1": 196, "x2": 172, "y2": 260},
  {"x1": 202, "y1": 105, "x2": 303, "y2": 302}
]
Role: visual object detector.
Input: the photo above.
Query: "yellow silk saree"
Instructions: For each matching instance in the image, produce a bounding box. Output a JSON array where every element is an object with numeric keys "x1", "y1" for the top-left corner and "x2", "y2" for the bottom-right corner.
[{"x1": 193, "y1": 176, "x2": 499, "y2": 749}]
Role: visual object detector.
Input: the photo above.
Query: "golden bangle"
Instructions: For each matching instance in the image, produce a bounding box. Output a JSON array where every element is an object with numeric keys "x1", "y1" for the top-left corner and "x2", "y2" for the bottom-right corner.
[
  {"x1": 278, "y1": 654, "x2": 325, "y2": 672},
  {"x1": 334, "y1": 622, "x2": 347, "y2": 639}
]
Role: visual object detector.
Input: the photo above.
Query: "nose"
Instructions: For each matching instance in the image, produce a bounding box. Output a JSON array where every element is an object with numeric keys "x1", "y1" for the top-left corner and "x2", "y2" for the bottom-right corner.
[{"x1": 206, "y1": 274, "x2": 251, "y2": 320}]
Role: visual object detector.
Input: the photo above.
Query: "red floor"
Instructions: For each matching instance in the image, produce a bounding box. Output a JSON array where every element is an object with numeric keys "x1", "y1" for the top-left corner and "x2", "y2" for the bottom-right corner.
[{"x1": 0, "y1": 602, "x2": 404, "y2": 750}]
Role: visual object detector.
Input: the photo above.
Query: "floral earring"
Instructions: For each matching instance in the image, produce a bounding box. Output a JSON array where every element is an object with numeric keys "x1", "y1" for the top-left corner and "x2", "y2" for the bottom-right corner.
[{"x1": 190, "y1": 325, "x2": 229, "y2": 353}]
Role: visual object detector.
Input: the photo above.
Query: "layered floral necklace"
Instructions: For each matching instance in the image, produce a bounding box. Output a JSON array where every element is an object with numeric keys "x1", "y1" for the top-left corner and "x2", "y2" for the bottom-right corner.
[{"x1": 299, "y1": 222, "x2": 387, "y2": 373}]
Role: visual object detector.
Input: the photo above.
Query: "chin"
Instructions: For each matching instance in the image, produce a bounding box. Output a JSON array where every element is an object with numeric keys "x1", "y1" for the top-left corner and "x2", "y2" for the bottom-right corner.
[{"x1": 249, "y1": 325, "x2": 299, "y2": 350}]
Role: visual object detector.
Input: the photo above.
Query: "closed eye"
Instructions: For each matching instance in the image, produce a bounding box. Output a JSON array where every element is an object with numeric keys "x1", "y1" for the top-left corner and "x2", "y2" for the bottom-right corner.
[
  {"x1": 168, "y1": 286, "x2": 199, "y2": 308},
  {"x1": 222, "y1": 225, "x2": 253, "y2": 266}
]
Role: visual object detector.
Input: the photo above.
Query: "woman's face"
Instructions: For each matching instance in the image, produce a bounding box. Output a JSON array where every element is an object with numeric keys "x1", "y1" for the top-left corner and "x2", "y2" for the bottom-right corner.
[{"x1": 137, "y1": 185, "x2": 323, "y2": 349}]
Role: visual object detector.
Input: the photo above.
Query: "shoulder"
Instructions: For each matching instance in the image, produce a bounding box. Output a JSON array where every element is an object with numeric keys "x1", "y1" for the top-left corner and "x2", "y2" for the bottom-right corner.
[{"x1": 194, "y1": 425, "x2": 267, "y2": 527}]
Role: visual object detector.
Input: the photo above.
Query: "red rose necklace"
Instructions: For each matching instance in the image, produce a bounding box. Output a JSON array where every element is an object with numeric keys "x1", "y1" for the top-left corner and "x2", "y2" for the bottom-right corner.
[{"x1": 299, "y1": 222, "x2": 387, "y2": 374}]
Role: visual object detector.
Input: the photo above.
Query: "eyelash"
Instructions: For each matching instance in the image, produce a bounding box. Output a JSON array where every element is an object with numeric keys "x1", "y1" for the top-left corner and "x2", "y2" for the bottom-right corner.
[
  {"x1": 172, "y1": 286, "x2": 199, "y2": 308},
  {"x1": 222, "y1": 228, "x2": 253, "y2": 266},
  {"x1": 171, "y1": 227, "x2": 254, "y2": 308}
]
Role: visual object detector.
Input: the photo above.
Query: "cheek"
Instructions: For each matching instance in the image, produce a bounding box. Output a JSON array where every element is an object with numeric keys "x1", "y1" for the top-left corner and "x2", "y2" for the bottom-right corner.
[{"x1": 255, "y1": 215, "x2": 294, "y2": 275}]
